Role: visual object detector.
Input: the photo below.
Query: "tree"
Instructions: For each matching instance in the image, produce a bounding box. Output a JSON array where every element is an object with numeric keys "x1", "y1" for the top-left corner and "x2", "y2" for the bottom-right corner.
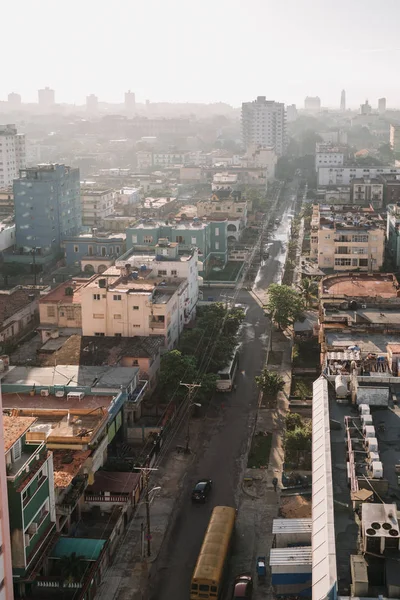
[
  {"x1": 284, "y1": 417, "x2": 312, "y2": 468},
  {"x1": 159, "y1": 350, "x2": 198, "y2": 401},
  {"x1": 255, "y1": 368, "x2": 285, "y2": 396},
  {"x1": 265, "y1": 284, "x2": 304, "y2": 330},
  {"x1": 0, "y1": 262, "x2": 27, "y2": 287},
  {"x1": 298, "y1": 277, "x2": 318, "y2": 308},
  {"x1": 286, "y1": 412, "x2": 304, "y2": 431},
  {"x1": 59, "y1": 552, "x2": 87, "y2": 585}
]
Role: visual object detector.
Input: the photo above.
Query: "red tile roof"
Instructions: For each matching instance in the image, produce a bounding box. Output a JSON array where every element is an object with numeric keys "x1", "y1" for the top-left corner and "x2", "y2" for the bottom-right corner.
[
  {"x1": 3, "y1": 415, "x2": 36, "y2": 451},
  {"x1": 86, "y1": 471, "x2": 141, "y2": 494},
  {"x1": 0, "y1": 289, "x2": 40, "y2": 323}
]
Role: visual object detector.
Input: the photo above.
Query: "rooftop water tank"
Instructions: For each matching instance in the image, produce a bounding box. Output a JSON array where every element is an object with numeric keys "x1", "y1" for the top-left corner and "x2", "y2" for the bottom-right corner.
[
  {"x1": 369, "y1": 461, "x2": 383, "y2": 479},
  {"x1": 366, "y1": 437, "x2": 378, "y2": 452},
  {"x1": 364, "y1": 425, "x2": 376, "y2": 439},
  {"x1": 140, "y1": 265, "x2": 147, "y2": 271},
  {"x1": 368, "y1": 451, "x2": 380, "y2": 463},
  {"x1": 335, "y1": 375, "x2": 348, "y2": 398},
  {"x1": 361, "y1": 414, "x2": 373, "y2": 426},
  {"x1": 359, "y1": 404, "x2": 370, "y2": 415},
  {"x1": 132, "y1": 271, "x2": 139, "y2": 279}
]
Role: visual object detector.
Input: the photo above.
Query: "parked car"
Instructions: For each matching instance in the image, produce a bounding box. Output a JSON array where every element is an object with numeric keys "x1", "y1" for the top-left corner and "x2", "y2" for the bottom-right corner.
[
  {"x1": 191, "y1": 479, "x2": 212, "y2": 503},
  {"x1": 232, "y1": 574, "x2": 253, "y2": 598}
]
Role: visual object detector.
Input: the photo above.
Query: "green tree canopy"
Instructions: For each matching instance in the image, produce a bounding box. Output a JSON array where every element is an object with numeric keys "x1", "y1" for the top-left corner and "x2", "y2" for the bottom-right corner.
[
  {"x1": 255, "y1": 368, "x2": 285, "y2": 397},
  {"x1": 0, "y1": 262, "x2": 27, "y2": 287},
  {"x1": 298, "y1": 277, "x2": 319, "y2": 308},
  {"x1": 265, "y1": 284, "x2": 304, "y2": 330}
]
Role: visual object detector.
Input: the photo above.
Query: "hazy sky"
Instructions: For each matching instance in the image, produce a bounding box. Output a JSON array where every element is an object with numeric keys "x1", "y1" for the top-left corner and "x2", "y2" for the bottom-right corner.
[{"x1": 3, "y1": 0, "x2": 400, "y2": 108}]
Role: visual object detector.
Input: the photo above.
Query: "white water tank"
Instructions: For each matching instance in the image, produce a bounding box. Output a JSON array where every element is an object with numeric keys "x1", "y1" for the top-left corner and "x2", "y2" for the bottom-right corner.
[
  {"x1": 368, "y1": 451, "x2": 380, "y2": 463},
  {"x1": 364, "y1": 425, "x2": 376, "y2": 439},
  {"x1": 366, "y1": 437, "x2": 379, "y2": 452},
  {"x1": 369, "y1": 461, "x2": 383, "y2": 479},
  {"x1": 335, "y1": 375, "x2": 348, "y2": 398},
  {"x1": 359, "y1": 404, "x2": 370, "y2": 415},
  {"x1": 361, "y1": 414, "x2": 373, "y2": 426}
]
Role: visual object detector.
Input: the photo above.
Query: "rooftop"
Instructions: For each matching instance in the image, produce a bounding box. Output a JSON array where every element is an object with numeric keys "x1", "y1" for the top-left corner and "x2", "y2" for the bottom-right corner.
[
  {"x1": 81, "y1": 188, "x2": 115, "y2": 196},
  {"x1": 3, "y1": 415, "x2": 36, "y2": 452},
  {"x1": 131, "y1": 219, "x2": 209, "y2": 230},
  {"x1": 50, "y1": 537, "x2": 106, "y2": 561},
  {"x1": 2, "y1": 391, "x2": 115, "y2": 412},
  {"x1": 83, "y1": 272, "x2": 184, "y2": 301},
  {"x1": 1, "y1": 364, "x2": 138, "y2": 391},
  {"x1": 0, "y1": 288, "x2": 41, "y2": 323},
  {"x1": 142, "y1": 197, "x2": 177, "y2": 209},
  {"x1": 39, "y1": 280, "x2": 86, "y2": 305},
  {"x1": 321, "y1": 274, "x2": 399, "y2": 298},
  {"x1": 66, "y1": 231, "x2": 126, "y2": 241},
  {"x1": 52, "y1": 449, "x2": 92, "y2": 489},
  {"x1": 86, "y1": 471, "x2": 141, "y2": 494}
]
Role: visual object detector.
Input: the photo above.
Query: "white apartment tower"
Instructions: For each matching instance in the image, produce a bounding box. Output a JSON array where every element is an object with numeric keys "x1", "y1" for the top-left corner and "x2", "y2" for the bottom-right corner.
[
  {"x1": 0, "y1": 124, "x2": 26, "y2": 188},
  {"x1": 241, "y1": 96, "x2": 287, "y2": 156}
]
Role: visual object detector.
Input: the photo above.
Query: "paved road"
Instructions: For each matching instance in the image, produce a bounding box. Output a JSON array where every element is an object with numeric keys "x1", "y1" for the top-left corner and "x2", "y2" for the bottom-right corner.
[{"x1": 148, "y1": 182, "x2": 298, "y2": 600}]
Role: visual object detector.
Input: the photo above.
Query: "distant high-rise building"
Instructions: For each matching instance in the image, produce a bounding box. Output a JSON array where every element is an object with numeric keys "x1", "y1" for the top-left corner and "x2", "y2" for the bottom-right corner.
[
  {"x1": 8, "y1": 92, "x2": 21, "y2": 107},
  {"x1": 286, "y1": 104, "x2": 298, "y2": 122},
  {"x1": 241, "y1": 96, "x2": 287, "y2": 156},
  {"x1": 0, "y1": 389, "x2": 13, "y2": 600},
  {"x1": 14, "y1": 164, "x2": 81, "y2": 254},
  {"x1": 360, "y1": 99, "x2": 372, "y2": 115},
  {"x1": 304, "y1": 96, "x2": 321, "y2": 112},
  {"x1": 0, "y1": 124, "x2": 26, "y2": 188},
  {"x1": 86, "y1": 94, "x2": 99, "y2": 114},
  {"x1": 38, "y1": 86, "x2": 55, "y2": 108},
  {"x1": 125, "y1": 90, "x2": 136, "y2": 114},
  {"x1": 378, "y1": 97, "x2": 387, "y2": 114},
  {"x1": 390, "y1": 124, "x2": 400, "y2": 153},
  {"x1": 340, "y1": 89, "x2": 346, "y2": 112}
]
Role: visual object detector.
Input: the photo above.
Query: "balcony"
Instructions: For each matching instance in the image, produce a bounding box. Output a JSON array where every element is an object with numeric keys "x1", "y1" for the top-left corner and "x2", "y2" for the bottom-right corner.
[
  {"x1": 127, "y1": 380, "x2": 148, "y2": 405},
  {"x1": 7, "y1": 444, "x2": 46, "y2": 481},
  {"x1": 56, "y1": 475, "x2": 87, "y2": 516},
  {"x1": 149, "y1": 318, "x2": 165, "y2": 329}
]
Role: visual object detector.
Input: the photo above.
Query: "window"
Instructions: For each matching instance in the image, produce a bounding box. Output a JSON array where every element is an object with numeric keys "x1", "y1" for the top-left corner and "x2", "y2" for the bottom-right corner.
[
  {"x1": 132, "y1": 235, "x2": 138, "y2": 244},
  {"x1": 143, "y1": 235, "x2": 153, "y2": 243},
  {"x1": 88, "y1": 245, "x2": 93, "y2": 256},
  {"x1": 101, "y1": 247, "x2": 106, "y2": 256},
  {"x1": 74, "y1": 245, "x2": 79, "y2": 253},
  {"x1": 116, "y1": 246, "x2": 120, "y2": 254},
  {"x1": 215, "y1": 242, "x2": 219, "y2": 250},
  {"x1": 95, "y1": 332, "x2": 105, "y2": 336},
  {"x1": 114, "y1": 314, "x2": 121, "y2": 319},
  {"x1": 191, "y1": 237, "x2": 196, "y2": 244},
  {"x1": 215, "y1": 228, "x2": 219, "y2": 236},
  {"x1": 93, "y1": 294, "x2": 100, "y2": 300},
  {"x1": 133, "y1": 306, "x2": 139, "y2": 310},
  {"x1": 12, "y1": 438, "x2": 22, "y2": 461},
  {"x1": 171, "y1": 270, "x2": 177, "y2": 276},
  {"x1": 93, "y1": 313, "x2": 105, "y2": 319},
  {"x1": 115, "y1": 333, "x2": 122, "y2": 337},
  {"x1": 65, "y1": 307, "x2": 75, "y2": 320},
  {"x1": 359, "y1": 258, "x2": 368, "y2": 267},
  {"x1": 352, "y1": 234, "x2": 368, "y2": 243},
  {"x1": 47, "y1": 306, "x2": 55, "y2": 317},
  {"x1": 113, "y1": 294, "x2": 122, "y2": 301},
  {"x1": 334, "y1": 258, "x2": 351, "y2": 266},
  {"x1": 158, "y1": 270, "x2": 167, "y2": 276},
  {"x1": 132, "y1": 324, "x2": 140, "y2": 328}
]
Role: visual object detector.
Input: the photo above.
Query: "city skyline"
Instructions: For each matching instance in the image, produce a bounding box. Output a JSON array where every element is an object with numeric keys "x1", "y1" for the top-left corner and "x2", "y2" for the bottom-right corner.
[{"x1": 2, "y1": 0, "x2": 400, "y2": 107}]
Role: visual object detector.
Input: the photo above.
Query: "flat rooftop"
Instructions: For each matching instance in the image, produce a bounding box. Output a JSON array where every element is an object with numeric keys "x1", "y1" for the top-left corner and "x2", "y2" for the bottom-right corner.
[
  {"x1": 39, "y1": 279, "x2": 86, "y2": 305},
  {"x1": 52, "y1": 449, "x2": 91, "y2": 489},
  {"x1": 325, "y1": 331, "x2": 400, "y2": 355},
  {"x1": 3, "y1": 416, "x2": 36, "y2": 452},
  {"x1": 1, "y1": 364, "x2": 139, "y2": 390},
  {"x1": 131, "y1": 220, "x2": 210, "y2": 230},
  {"x1": 2, "y1": 392, "x2": 114, "y2": 412},
  {"x1": 84, "y1": 272, "x2": 184, "y2": 301},
  {"x1": 321, "y1": 274, "x2": 399, "y2": 298}
]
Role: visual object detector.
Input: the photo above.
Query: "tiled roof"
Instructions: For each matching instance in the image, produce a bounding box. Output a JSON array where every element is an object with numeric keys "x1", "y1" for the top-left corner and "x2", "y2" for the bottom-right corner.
[
  {"x1": 52, "y1": 449, "x2": 91, "y2": 489},
  {"x1": 0, "y1": 289, "x2": 40, "y2": 324},
  {"x1": 3, "y1": 415, "x2": 36, "y2": 451},
  {"x1": 86, "y1": 471, "x2": 141, "y2": 494}
]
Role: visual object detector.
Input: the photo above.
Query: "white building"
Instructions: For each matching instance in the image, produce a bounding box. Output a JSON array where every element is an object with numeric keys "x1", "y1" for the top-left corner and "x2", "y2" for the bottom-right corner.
[
  {"x1": 318, "y1": 166, "x2": 400, "y2": 187},
  {"x1": 243, "y1": 146, "x2": 277, "y2": 179},
  {"x1": 38, "y1": 87, "x2": 55, "y2": 108},
  {"x1": 286, "y1": 104, "x2": 298, "y2": 122},
  {"x1": 0, "y1": 124, "x2": 26, "y2": 188},
  {"x1": 351, "y1": 177, "x2": 384, "y2": 209},
  {"x1": 136, "y1": 151, "x2": 153, "y2": 171},
  {"x1": 0, "y1": 221, "x2": 15, "y2": 251},
  {"x1": 118, "y1": 187, "x2": 141, "y2": 205},
  {"x1": 80, "y1": 187, "x2": 116, "y2": 226},
  {"x1": 241, "y1": 96, "x2": 287, "y2": 156},
  {"x1": 315, "y1": 143, "x2": 344, "y2": 172},
  {"x1": 80, "y1": 260, "x2": 196, "y2": 349},
  {"x1": 153, "y1": 152, "x2": 187, "y2": 167}
]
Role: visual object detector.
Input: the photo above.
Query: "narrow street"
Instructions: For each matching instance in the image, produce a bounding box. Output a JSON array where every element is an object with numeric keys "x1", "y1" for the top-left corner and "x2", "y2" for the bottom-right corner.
[{"x1": 148, "y1": 181, "x2": 299, "y2": 600}]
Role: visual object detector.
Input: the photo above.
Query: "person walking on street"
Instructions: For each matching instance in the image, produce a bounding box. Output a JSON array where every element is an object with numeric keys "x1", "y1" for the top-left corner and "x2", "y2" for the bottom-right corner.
[{"x1": 272, "y1": 477, "x2": 278, "y2": 492}]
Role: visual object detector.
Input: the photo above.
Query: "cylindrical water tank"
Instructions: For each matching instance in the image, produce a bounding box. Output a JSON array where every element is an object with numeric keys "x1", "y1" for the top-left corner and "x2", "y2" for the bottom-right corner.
[
  {"x1": 359, "y1": 404, "x2": 370, "y2": 415},
  {"x1": 370, "y1": 461, "x2": 383, "y2": 479},
  {"x1": 364, "y1": 425, "x2": 376, "y2": 438},
  {"x1": 361, "y1": 414, "x2": 373, "y2": 426},
  {"x1": 335, "y1": 375, "x2": 348, "y2": 398},
  {"x1": 366, "y1": 437, "x2": 379, "y2": 452}
]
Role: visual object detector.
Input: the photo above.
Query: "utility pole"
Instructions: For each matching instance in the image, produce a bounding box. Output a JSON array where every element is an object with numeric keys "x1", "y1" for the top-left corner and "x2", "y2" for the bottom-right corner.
[
  {"x1": 135, "y1": 465, "x2": 158, "y2": 558},
  {"x1": 180, "y1": 382, "x2": 202, "y2": 453}
]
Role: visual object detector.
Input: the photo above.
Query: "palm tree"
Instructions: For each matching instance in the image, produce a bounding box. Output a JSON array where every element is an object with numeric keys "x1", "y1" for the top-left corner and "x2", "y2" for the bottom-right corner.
[
  {"x1": 298, "y1": 277, "x2": 318, "y2": 308},
  {"x1": 59, "y1": 552, "x2": 87, "y2": 585}
]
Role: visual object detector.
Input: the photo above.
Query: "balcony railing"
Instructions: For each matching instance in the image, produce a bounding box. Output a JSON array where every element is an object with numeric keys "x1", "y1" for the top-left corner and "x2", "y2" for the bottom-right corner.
[
  {"x1": 85, "y1": 494, "x2": 129, "y2": 503},
  {"x1": 127, "y1": 380, "x2": 148, "y2": 405},
  {"x1": 149, "y1": 320, "x2": 165, "y2": 329}
]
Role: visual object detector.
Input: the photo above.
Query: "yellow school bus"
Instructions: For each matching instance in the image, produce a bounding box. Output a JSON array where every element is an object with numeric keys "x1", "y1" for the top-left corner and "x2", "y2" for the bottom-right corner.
[{"x1": 190, "y1": 506, "x2": 236, "y2": 599}]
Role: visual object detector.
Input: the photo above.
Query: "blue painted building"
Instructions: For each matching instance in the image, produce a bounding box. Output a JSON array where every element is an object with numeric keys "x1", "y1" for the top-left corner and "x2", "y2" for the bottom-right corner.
[
  {"x1": 126, "y1": 219, "x2": 228, "y2": 268},
  {"x1": 13, "y1": 164, "x2": 81, "y2": 260},
  {"x1": 63, "y1": 232, "x2": 126, "y2": 267}
]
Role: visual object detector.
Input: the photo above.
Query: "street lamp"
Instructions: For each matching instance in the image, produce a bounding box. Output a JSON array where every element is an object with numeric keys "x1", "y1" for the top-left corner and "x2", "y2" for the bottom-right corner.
[{"x1": 144, "y1": 484, "x2": 161, "y2": 558}]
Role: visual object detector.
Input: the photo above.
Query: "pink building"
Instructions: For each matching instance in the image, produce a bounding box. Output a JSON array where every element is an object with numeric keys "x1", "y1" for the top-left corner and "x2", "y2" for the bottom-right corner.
[{"x1": 0, "y1": 389, "x2": 13, "y2": 599}]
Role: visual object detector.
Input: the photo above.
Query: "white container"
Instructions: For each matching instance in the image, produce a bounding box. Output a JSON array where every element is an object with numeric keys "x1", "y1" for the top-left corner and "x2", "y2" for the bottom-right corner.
[
  {"x1": 366, "y1": 437, "x2": 379, "y2": 452},
  {"x1": 359, "y1": 404, "x2": 370, "y2": 415},
  {"x1": 361, "y1": 414, "x2": 373, "y2": 426},
  {"x1": 368, "y1": 451, "x2": 380, "y2": 463},
  {"x1": 363, "y1": 425, "x2": 376, "y2": 439},
  {"x1": 335, "y1": 375, "x2": 348, "y2": 398},
  {"x1": 272, "y1": 519, "x2": 312, "y2": 548},
  {"x1": 369, "y1": 461, "x2": 383, "y2": 479}
]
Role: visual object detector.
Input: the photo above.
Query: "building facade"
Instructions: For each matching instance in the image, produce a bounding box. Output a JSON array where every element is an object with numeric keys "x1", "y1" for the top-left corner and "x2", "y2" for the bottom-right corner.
[
  {"x1": 4, "y1": 416, "x2": 56, "y2": 596},
  {"x1": 351, "y1": 178, "x2": 384, "y2": 209},
  {"x1": 0, "y1": 125, "x2": 26, "y2": 188},
  {"x1": 80, "y1": 187, "x2": 116, "y2": 226},
  {"x1": 38, "y1": 87, "x2": 55, "y2": 108},
  {"x1": 387, "y1": 203, "x2": 400, "y2": 268},
  {"x1": 241, "y1": 96, "x2": 286, "y2": 156},
  {"x1": 310, "y1": 204, "x2": 385, "y2": 271},
  {"x1": 390, "y1": 124, "x2": 400, "y2": 153},
  {"x1": 318, "y1": 166, "x2": 400, "y2": 187},
  {"x1": 0, "y1": 288, "x2": 41, "y2": 348},
  {"x1": 315, "y1": 143, "x2": 344, "y2": 172},
  {"x1": 38, "y1": 279, "x2": 85, "y2": 342},
  {"x1": 14, "y1": 164, "x2": 81, "y2": 257},
  {"x1": 63, "y1": 231, "x2": 126, "y2": 270},
  {"x1": 378, "y1": 98, "x2": 386, "y2": 114},
  {"x1": 0, "y1": 392, "x2": 13, "y2": 600},
  {"x1": 304, "y1": 96, "x2": 321, "y2": 112}
]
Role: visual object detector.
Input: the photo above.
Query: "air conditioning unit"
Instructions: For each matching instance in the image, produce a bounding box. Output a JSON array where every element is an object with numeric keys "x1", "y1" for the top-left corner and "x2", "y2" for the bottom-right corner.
[
  {"x1": 361, "y1": 304, "x2": 367, "y2": 309},
  {"x1": 55, "y1": 390, "x2": 65, "y2": 398},
  {"x1": 28, "y1": 523, "x2": 38, "y2": 535},
  {"x1": 40, "y1": 389, "x2": 49, "y2": 397}
]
